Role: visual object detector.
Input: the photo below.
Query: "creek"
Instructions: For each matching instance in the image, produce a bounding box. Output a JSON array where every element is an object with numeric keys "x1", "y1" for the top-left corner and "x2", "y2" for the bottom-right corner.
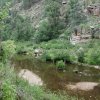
[{"x1": 12, "y1": 55, "x2": 100, "y2": 100}]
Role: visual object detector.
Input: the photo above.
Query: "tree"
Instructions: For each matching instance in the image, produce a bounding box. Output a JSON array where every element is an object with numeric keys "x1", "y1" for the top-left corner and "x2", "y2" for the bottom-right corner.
[
  {"x1": 0, "y1": 4, "x2": 9, "y2": 30},
  {"x1": 84, "y1": 47, "x2": 100, "y2": 65},
  {"x1": 44, "y1": 0, "x2": 61, "y2": 39},
  {"x1": 0, "y1": 0, "x2": 11, "y2": 7},
  {"x1": 1, "y1": 16, "x2": 34, "y2": 41},
  {"x1": 66, "y1": 0, "x2": 86, "y2": 27},
  {"x1": 34, "y1": 0, "x2": 61, "y2": 43},
  {"x1": 0, "y1": 1, "x2": 11, "y2": 42},
  {"x1": 34, "y1": 20, "x2": 50, "y2": 42}
]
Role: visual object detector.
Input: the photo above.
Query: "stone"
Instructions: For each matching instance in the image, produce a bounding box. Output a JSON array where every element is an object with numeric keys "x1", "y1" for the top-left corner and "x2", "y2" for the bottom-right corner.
[
  {"x1": 94, "y1": 66, "x2": 100, "y2": 69},
  {"x1": 62, "y1": 0, "x2": 67, "y2": 4},
  {"x1": 34, "y1": 48, "x2": 43, "y2": 57},
  {"x1": 73, "y1": 70, "x2": 79, "y2": 74},
  {"x1": 66, "y1": 82, "x2": 99, "y2": 91},
  {"x1": 19, "y1": 69, "x2": 43, "y2": 86}
]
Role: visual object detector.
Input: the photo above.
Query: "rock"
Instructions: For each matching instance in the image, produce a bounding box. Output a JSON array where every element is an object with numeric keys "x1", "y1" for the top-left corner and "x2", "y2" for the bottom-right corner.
[
  {"x1": 18, "y1": 69, "x2": 43, "y2": 86},
  {"x1": 87, "y1": 4, "x2": 100, "y2": 16},
  {"x1": 34, "y1": 48, "x2": 43, "y2": 57},
  {"x1": 94, "y1": 66, "x2": 99, "y2": 69},
  {"x1": 73, "y1": 70, "x2": 79, "y2": 74},
  {"x1": 66, "y1": 82, "x2": 99, "y2": 91},
  {"x1": 62, "y1": 0, "x2": 67, "y2": 4}
]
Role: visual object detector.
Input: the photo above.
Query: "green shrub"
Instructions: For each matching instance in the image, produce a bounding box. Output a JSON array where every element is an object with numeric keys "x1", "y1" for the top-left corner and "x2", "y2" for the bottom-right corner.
[
  {"x1": 2, "y1": 80, "x2": 16, "y2": 100},
  {"x1": 39, "y1": 39, "x2": 72, "y2": 49},
  {"x1": 34, "y1": 20, "x2": 51, "y2": 43},
  {"x1": 1, "y1": 40, "x2": 16, "y2": 62},
  {"x1": 84, "y1": 48, "x2": 100, "y2": 65},
  {"x1": 66, "y1": 0, "x2": 87, "y2": 26},
  {"x1": 56, "y1": 60, "x2": 65, "y2": 70},
  {"x1": 76, "y1": 47, "x2": 84, "y2": 63},
  {"x1": 41, "y1": 49, "x2": 71, "y2": 63},
  {"x1": 2, "y1": 16, "x2": 34, "y2": 41}
]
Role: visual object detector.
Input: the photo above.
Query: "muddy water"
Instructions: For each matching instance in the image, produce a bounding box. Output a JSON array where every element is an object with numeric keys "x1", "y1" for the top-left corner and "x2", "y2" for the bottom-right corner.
[{"x1": 13, "y1": 55, "x2": 100, "y2": 100}]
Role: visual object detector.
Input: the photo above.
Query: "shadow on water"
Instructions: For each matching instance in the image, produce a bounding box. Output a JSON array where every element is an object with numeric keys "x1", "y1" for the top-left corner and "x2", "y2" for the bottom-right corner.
[{"x1": 12, "y1": 55, "x2": 100, "y2": 100}]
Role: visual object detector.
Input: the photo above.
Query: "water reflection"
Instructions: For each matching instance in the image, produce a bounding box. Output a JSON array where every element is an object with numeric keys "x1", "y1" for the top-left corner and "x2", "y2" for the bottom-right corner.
[{"x1": 12, "y1": 55, "x2": 100, "y2": 100}]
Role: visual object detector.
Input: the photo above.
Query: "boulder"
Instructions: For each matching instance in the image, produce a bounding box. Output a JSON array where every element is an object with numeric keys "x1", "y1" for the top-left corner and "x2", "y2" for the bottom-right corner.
[
  {"x1": 62, "y1": 0, "x2": 67, "y2": 4},
  {"x1": 66, "y1": 82, "x2": 99, "y2": 91},
  {"x1": 19, "y1": 69, "x2": 43, "y2": 86},
  {"x1": 34, "y1": 48, "x2": 43, "y2": 57}
]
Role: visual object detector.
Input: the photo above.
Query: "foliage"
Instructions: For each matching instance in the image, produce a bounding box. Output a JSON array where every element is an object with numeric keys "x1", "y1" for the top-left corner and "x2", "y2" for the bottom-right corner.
[
  {"x1": 41, "y1": 48, "x2": 74, "y2": 63},
  {"x1": 84, "y1": 47, "x2": 100, "y2": 65},
  {"x1": 76, "y1": 40, "x2": 100, "y2": 65},
  {"x1": 0, "y1": 0, "x2": 100, "y2": 100},
  {"x1": 39, "y1": 39, "x2": 73, "y2": 49},
  {"x1": 33, "y1": 39, "x2": 78, "y2": 63},
  {"x1": 66, "y1": 0, "x2": 87, "y2": 27},
  {"x1": 76, "y1": 47, "x2": 84, "y2": 63},
  {"x1": 34, "y1": 20, "x2": 51, "y2": 42},
  {"x1": 0, "y1": 63, "x2": 16, "y2": 100},
  {"x1": 0, "y1": 2, "x2": 10, "y2": 31},
  {"x1": 1, "y1": 40, "x2": 16, "y2": 61},
  {"x1": 0, "y1": 0, "x2": 11, "y2": 7},
  {"x1": 56, "y1": 60, "x2": 65, "y2": 69},
  {"x1": 44, "y1": 0, "x2": 60, "y2": 18},
  {"x1": 1, "y1": 16, "x2": 34, "y2": 41},
  {"x1": 22, "y1": 0, "x2": 41, "y2": 9},
  {"x1": 63, "y1": 27, "x2": 73, "y2": 38},
  {"x1": 2, "y1": 80, "x2": 16, "y2": 100},
  {"x1": 0, "y1": 63, "x2": 79, "y2": 100},
  {"x1": 35, "y1": 0, "x2": 62, "y2": 42},
  {"x1": 15, "y1": 41, "x2": 34, "y2": 55}
]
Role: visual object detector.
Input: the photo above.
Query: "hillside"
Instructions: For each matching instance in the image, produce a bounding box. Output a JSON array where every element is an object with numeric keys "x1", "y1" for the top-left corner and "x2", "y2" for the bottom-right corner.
[
  {"x1": 10, "y1": 0, "x2": 43, "y2": 27},
  {"x1": 10, "y1": 0, "x2": 100, "y2": 39},
  {"x1": 0, "y1": 0, "x2": 100, "y2": 100}
]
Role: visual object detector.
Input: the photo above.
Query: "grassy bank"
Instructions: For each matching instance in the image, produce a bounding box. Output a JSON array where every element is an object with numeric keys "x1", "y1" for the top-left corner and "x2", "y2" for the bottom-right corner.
[{"x1": 15, "y1": 39, "x2": 100, "y2": 66}]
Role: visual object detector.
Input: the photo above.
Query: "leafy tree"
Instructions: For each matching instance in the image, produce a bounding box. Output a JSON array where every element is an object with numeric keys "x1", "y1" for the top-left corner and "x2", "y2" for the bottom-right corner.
[
  {"x1": 1, "y1": 16, "x2": 34, "y2": 41},
  {"x1": 66, "y1": 0, "x2": 86, "y2": 27},
  {"x1": 0, "y1": 0, "x2": 11, "y2": 7},
  {"x1": 34, "y1": 20, "x2": 50, "y2": 42},
  {"x1": 0, "y1": 3, "x2": 9, "y2": 30},
  {"x1": 42, "y1": 0, "x2": 61, "y2": 40},
  {"x1": 34, "y1": 17, "x2": 63, "y2": 43}
]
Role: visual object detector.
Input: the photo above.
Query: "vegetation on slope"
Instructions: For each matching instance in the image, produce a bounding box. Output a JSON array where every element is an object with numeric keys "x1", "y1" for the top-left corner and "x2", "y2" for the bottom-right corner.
[{"x1": 0, "y1": 0, "x2": 100, "y2": 99}]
